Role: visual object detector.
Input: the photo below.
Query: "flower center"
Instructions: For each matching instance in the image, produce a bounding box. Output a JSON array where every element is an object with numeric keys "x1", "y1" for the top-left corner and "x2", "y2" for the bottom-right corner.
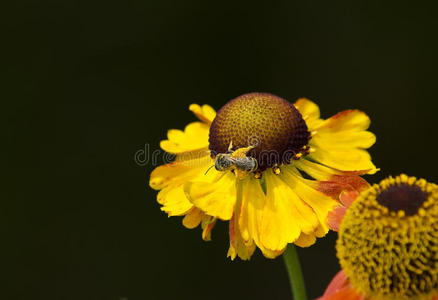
[
  {"x1": 337, "y1": 175, "x2": 438, "y2": 300},
  {"x1": 377, "y1": 184, "x2": 428, "y2": 216},
  {"x1": 208, "y1": 92, "x2": 310, "y2": 171}
]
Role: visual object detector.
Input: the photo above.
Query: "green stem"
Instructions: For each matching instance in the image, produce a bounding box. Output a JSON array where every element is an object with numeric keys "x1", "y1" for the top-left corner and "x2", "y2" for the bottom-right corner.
[{"x1": 283, "y1": 244, "x2": 307, "y2": 300}]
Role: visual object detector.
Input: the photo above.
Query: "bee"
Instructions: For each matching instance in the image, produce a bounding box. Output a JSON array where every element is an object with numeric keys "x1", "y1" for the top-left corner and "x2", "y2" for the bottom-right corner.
[
  {"x1": 206, "y1": 141, "x2": 258, "y2": 179},
  {"x1": 215, "y1": 152, "x2": 258, "y2": 173}
]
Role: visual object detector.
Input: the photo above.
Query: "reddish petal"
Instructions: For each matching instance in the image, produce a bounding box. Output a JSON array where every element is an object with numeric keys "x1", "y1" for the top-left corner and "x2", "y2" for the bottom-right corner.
[
  {"x1": 313, "y1": 173, "x2": 368, "y2": 231},
  {"x1": 327, "y1": 190, "x2": 359, "y2": 231},
  {"x1": 322, "y1": 270, "x2": 350, "y2": 297},
  {"x1": 318, "y1": 270, "x2": 364, "y2": 300},
  {"x1": 316, "y1": 180, "x2": 356, "y2": 200},
  {"x1": 318, "y1": 288, "x2": 364, "y2": 300},
  {"x1": 329, "y1": 174, "x2": 370, "y2": 192}
]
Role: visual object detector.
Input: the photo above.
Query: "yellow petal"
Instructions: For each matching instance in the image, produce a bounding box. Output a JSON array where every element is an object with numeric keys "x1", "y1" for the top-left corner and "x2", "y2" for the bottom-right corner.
[
  {"x1": 311, "y1": 130, "x2": 376, "y2": 149},
  {"x1": 295, "y1": 158, "x2": 371, "y2": 182},
  {"x1": 314, "y1": 223, "x2": 326, "y2": 237},
  {"x1": 271, "y1": 172, "x2": 319, "y2": 235},
  {"x1": 308, "y1": 147, "x2": 377, "y2": 174},
  {"x1": 307, "y1": 109, "x2": 377, "y2": 174},
  {"x1": 227, "y1": 212, "x2": 256, "y2": 260},
  {"x1": 158, "y1": 184, "x2": 193, "y2": 216},
  {"x1": 294, "y1": 98, "x2": 324, "y2": 129},
  {"x1": 182, "y1": 207, "x2": 204, "y2": 229},
  {"x1": 238, "y1": 177, "x2": 265, "y2": 245},
  {"x1": 184, "y1": 170, "x2": 236, "y2": 220},
  {"x1": 189, "y1": 104, "x2": 216, "y2": 124},
  {"x1": 294, "y1": 232, "x2": 316, "y2": 247},
  {"x1": 294, "y1": 158, "x2": 370, "y2": 202},
  {"x1": 258, "y1": 245, "x2": 285, "y2": 259},
  {"x1": 315, "y1": 109, "x2": 371, "y2": 132},
  {"x1": 295, "y1": 158, "x2": 341, "y2": 181},
  {"x1": 227, "y1": 238, "x2": 255, "y2": 261},
  {"x1": 201, "y1": 215, "x2": 216, "y2": 241},
  {"x1": 259, "y1": 172, "x2": 319, "y2": 251},
  {"x1": 149, "y1": 152, "x2": 212, "y2": 190},
  {"x1": 236, "y1": 177, "x2": 287, "y2": 259},
  {"x1": 150, "y1": 152, "x2": 213, "y2": 218},
  {"x1": 160, "y1": 121, "x2": 210, "y2": 154},
  {"x1": 280, "y1": 167, "x2": 338, "y2": 235}
]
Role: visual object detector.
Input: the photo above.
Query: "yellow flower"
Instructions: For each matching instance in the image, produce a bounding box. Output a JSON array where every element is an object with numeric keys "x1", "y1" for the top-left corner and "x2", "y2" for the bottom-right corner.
[
  {"x1": 150, "y1": 92, "x2": 377, "y2": 260},
  {"x1": 328, "y1": 174, "x2": 438, "y2": 300}
]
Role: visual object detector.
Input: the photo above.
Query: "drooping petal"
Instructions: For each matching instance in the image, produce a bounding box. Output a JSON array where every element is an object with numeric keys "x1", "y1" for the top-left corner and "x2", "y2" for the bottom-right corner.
[
  {"x1": 295, "y1": 158, "x2": 370, "y2": 192},
  {"x1": 318, "y1": 270, "x2": 365, "y2": 300},
  {"x1": 189, "y1": 103, "x2": 216, "y2": 124},
  {"x1": 227, "y1": 212, "x2": 256, "y2": 260},
  {"x1": 182, "y1": 207, "x2": 204, "y2": 229},
  {"x1": 327, "y1": 190, "x2": 359, "y2": 231},
  {"x1": 184, "y1": 170, "x2": 237, "y2": 220},
  {"x1": 258, "y1": 172, "x2": 319, "y2": 251},
  {"x1": 238, "y1": 177, "x2": 284, "y2": 258},
  {"x1": 295, "y1": 160, "x2": 369, "y2": 231},
  {"x1": 182, "y1": 211, "x2": 217, "y2": 241},
  {"x1": 201, "y1": 215, "x2": 217, "y2": 241},
  {"x1": 318, "y1": 287, "x2": 364, "y2": 300},
  {"x1": 149, "y1": 152, "x2": 212, "y2": 190},
  {"x1": 294, "y1": 232, "x2": 316, "y2": 247},
  {"x1": 150, "y1": 151, "x2": 213, "y2": 223},
  {"x1": 158, "y1": 184, "x2": 193, "y2": 216},
  {"x1": 322, "y1": 270, "x2": 350, "y2": 297},
  {"x1": 238, "y1": 177, "x2": 265, "y2": 244},
  {"x1": 295, "y1": 158, "x2": 341, "y2": 181},
  {"x1": 280, "y1": 167, "x2": 338, "y2": 235},
  {"x1": 160, "y1": 122, "x2": 210, "y2": 154},
  {"x1": 260, "y1": 246, "x2": 286, "y2": 259},
  {"x1": 314, "y1": 223, "x2": 327, "y2": 238}
]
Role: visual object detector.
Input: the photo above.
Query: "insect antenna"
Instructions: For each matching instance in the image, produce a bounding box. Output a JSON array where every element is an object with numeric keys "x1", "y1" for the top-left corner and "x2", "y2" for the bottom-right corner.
[{"x1": 204, "y1": 164, "x2": 215, "y2": 175}]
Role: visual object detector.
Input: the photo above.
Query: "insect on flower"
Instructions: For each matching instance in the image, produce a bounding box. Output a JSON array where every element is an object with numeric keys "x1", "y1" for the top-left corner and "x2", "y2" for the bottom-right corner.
[{"x1": 206, "y1": 141, "x2": 258, "y2": 179}]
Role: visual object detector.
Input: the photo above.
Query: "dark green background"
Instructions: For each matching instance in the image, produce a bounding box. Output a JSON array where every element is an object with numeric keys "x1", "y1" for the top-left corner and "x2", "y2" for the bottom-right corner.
[{"x1": 3, "y1": 1, "x2": 438, "y2": 299}]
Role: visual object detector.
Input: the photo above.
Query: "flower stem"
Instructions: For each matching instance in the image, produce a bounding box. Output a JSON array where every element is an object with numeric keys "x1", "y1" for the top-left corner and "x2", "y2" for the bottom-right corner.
[{"x1": 283, "y1": 244, "x2": 307, "y2": 300}]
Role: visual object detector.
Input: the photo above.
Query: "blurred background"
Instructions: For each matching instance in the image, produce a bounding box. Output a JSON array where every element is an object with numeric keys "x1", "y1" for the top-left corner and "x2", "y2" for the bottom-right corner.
[{"x1": 3, "y1": 0, "x2": 438, "y2": 299}]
